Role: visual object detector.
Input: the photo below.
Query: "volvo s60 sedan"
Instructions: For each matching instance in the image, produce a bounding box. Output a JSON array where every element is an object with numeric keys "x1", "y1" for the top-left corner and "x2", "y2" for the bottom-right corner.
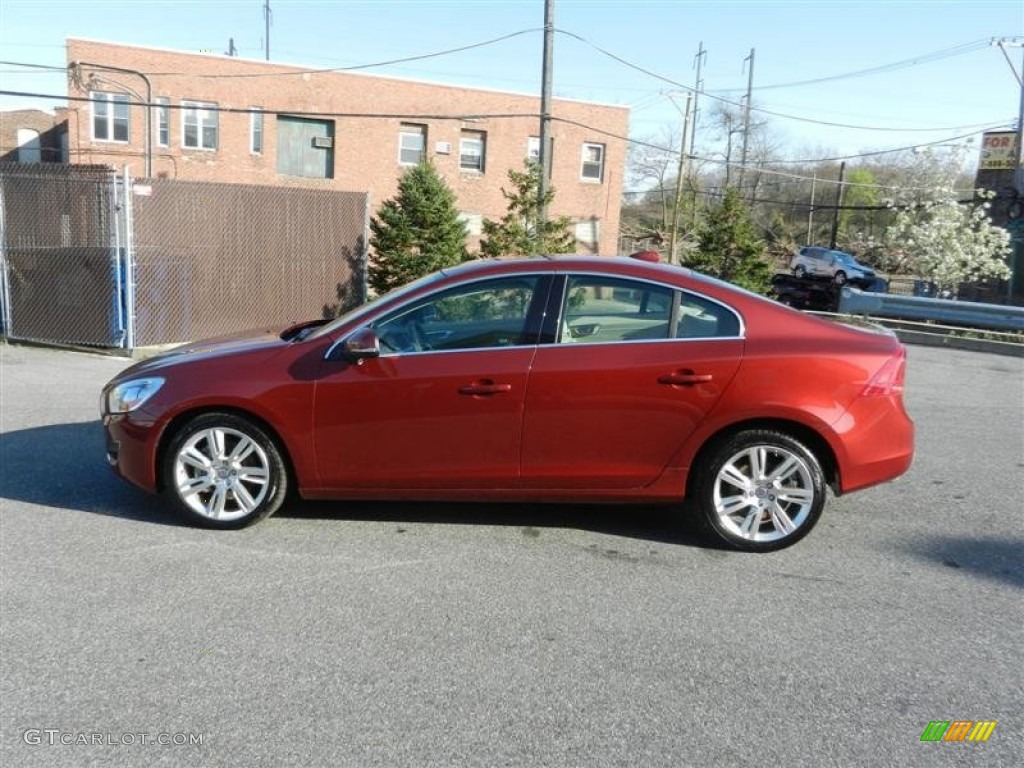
[{"x1": 100, "y1": 256, "x2": 914, "y2": 551}]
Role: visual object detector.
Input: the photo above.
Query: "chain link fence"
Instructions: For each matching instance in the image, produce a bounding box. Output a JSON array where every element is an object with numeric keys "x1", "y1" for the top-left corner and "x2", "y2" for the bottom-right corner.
[
  {"x1": 0, "y1": 164, "x2": 368, "y2": 349},
  {"x1": 131, "y1": 179, "x2": 367, "y2": 346},
  {"x1": 0, "y1": 163, "x2": 127, "y2": 346}
]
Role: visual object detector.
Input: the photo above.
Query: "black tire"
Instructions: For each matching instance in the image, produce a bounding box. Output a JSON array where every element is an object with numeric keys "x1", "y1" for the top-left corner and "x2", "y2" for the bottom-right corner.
[
  {"x1": 162, "y1": 412, "x2": 289, "y2": 529},
  {"x1": 793, "y1": 265, "x2": 807, "y2": 278},
  {"x1": 691, "y1": 429, "x2": 826, "y2": 552},
  {"x1": 833, "y1": 270, "x2": 847, "y2": 285}
]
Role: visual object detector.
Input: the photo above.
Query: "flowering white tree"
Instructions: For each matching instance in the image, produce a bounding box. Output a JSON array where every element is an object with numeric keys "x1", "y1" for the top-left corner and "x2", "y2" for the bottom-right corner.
[
  {"x1": 883, "y1": 191, "x2": 1010, "y2": 294},
  {"x1": 878, "y1": 146, "x2": 1010, "y2": 293}
]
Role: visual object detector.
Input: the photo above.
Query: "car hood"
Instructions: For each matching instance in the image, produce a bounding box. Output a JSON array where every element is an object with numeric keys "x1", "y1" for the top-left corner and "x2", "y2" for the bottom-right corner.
[{"x1": 117, "y1": 327, "x2": 292, "y2": 379}]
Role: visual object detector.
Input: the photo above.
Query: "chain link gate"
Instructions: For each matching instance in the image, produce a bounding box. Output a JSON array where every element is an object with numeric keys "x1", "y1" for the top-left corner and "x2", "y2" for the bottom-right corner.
[{"x1": 0, "y1": 163, "x2": 131, "y2": 347}]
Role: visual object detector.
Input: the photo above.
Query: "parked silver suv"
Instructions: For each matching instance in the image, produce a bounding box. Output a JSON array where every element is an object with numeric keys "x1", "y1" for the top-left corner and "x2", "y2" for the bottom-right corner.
[{"x1": 789, "y1": 246, "x2": 876, "y2": 285}]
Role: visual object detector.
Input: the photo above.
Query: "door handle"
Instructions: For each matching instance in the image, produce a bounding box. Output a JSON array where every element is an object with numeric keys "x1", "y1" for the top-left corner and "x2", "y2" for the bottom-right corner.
[
  {"x1": 458, "y1": 380, "x2": 512, "y2": 396},
  {"x1": 658, "y1": 371, "x2": 713, "y2": 387}
]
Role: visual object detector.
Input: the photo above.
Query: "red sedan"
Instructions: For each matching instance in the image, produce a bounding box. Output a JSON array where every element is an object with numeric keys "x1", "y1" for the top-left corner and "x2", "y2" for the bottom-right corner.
[{"x1": 100, "y1": 256, "x2": 913, "y2": 551}]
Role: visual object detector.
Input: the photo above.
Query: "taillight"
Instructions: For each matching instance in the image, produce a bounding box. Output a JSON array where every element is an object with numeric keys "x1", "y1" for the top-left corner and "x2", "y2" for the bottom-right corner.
[{"x1": 861, "y1": 350, "x2": 906, "y2": 397}]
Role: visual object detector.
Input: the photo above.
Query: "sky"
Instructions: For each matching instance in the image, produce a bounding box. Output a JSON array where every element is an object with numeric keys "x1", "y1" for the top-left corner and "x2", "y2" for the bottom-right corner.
[{"x1": 1, "y1": 0, "x2": 1021, "y2": 177}]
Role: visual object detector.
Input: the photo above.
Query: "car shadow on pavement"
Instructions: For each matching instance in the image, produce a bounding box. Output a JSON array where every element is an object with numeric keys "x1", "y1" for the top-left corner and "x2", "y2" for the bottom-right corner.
[
  {"x1": 281, "y1": 498, "x2": 720, "y2": 549},
  {"x1": 0, "y1": 421, "x2": 723, "y2": 548},
  {"x1": 900, "y1": 535, "x2": 1024, "y2": 590},
  {"x1": 0, "y1": 421, "x2": 182, "y2": 526}
]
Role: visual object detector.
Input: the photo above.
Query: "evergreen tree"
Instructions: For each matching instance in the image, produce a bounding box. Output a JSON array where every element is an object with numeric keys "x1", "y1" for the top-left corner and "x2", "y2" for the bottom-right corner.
[
  {"x1": 479, "y1": 162, "x2": 576, "y2": 257},
  {"x1": 368, "y1": 162, "x2": 469, "y2": 294},
  {"x1": 689, "y1": 187, "x2": 772, "y2": 294}
]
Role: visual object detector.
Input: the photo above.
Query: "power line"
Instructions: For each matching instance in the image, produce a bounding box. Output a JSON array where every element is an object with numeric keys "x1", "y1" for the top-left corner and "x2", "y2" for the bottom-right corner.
[
  {"x1": 143, "y1": 28, "x2": 542, "y2": 78},
  {"x1": 0, "y1": 88, "x2": 1001, "y2": 193},
  {"x1": 553, "y1": 114, "x2": 1002, "y2": 190},
  {"x1": 0, "y1": 88, "x2": 540, "y2": 122},
  {"x1": 555, "y1": 28, "x2": 1009, "y2": 133},
  {"x1": 0, "y1": 61, "x2": 66, "y2": 71},
  {"x1": 724, "y1": 39, "x2": 992, "y2": 92}
]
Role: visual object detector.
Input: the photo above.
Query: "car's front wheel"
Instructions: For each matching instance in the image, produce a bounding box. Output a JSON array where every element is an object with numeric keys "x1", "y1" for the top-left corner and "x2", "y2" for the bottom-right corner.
[
  {"x1": 163, "y1": 412, "x2": 288, "y2": 529},
  {"x1": 833, "y1": 270, "x2": 847, "y2": 285},
  {"x1": 793, "y1": 265, "x2": 807, "y2": 278},
  {"x1": 691, "y1": 429, "x2": 826, "y2": 551}
]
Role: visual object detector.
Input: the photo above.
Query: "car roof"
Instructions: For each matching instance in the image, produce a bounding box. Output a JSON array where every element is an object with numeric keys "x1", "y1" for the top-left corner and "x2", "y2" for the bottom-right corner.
[{"x1": 440, "y1": 255, "x2": 697, "y2": 282}]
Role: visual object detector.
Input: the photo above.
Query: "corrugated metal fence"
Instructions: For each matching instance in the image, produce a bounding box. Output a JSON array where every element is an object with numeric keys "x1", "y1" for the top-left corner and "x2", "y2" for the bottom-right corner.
[{"x1": 0, "y1": 164, "x2": 368, "y2": 349}]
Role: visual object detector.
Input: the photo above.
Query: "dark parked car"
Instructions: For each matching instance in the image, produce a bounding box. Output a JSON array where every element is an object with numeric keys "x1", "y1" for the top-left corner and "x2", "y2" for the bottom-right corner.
[
  {"x1": 769, "y1": 273, "x2": 838, "y2": 311},
  {"x1": 101, "y1": 256, "x2": 914, "y2": 551}
]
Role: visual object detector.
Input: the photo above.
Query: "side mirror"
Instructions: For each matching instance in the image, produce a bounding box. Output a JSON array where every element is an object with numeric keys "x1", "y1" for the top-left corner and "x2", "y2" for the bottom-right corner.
[{"x1": 329, "y1": 327, "x2": 380, "y2": 362}]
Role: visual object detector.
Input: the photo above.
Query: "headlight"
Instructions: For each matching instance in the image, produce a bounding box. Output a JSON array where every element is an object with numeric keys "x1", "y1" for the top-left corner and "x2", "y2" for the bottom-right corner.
[{"x1": 106, "y1": 377, "x2": 165, "y2": 414}]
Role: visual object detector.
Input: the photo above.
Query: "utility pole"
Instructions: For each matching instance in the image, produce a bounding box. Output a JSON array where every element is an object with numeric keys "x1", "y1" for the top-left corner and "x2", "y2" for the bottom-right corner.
[
  {"x1": 690, "y1": 42, "x2": 705, "y2": 160},
  {"x1": 667, "y1": 93, "x2": 693, "y2": 265},
  {"x1": 738, "y1": 48, "x2": 754, "y2": 192},
  {"x1": 689, "y1": 42, "x2": 706, "y2": 230},
  {"x1": 991, "y1": 37, "x2": 1023, "y2": 298},
  {"x1": 829, "y1": 161, "x2": 846, "y2": 250},
  {"x1": 993, "y1": 38, "x2": 1024, "y2": 194},
  {"x1": 538, "y1": 0, "x2": 555, "y2": 230},
  {"x1": 806, "y1": 172, "x2": 817, "y2": 245},
  {"x1": 264, "y1": 0, "x2": 272, "y2": 61}
]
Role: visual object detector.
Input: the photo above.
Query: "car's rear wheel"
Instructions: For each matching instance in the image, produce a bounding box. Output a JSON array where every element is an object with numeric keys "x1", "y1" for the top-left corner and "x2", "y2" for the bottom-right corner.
[
  {"x1": 793, "y1": 265, "x2": 807, "y2": 278},
  {"x1": 833, "y1": 270, "x2": 847, "y2": 285},
  {"x1": 163, "y1": 413, "x2": 288, "y2": 529},
  {"x1": 692, "y1": 429, "x2": 826, "y2": 552}
]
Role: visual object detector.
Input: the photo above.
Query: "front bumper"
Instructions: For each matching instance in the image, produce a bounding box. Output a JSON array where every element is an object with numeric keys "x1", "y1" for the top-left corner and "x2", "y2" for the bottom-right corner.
[{"x1": 102, "y1": 413, "x2": 161, "y2": 494}]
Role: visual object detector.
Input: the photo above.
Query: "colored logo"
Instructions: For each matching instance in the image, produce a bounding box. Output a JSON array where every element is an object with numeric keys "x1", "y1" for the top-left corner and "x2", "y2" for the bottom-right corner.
[{"x1": 920, "y1": 721, "x2": 997, "y2": 742}]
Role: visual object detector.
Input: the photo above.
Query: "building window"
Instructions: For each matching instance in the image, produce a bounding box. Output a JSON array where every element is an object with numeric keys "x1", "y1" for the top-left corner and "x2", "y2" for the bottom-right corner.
[
  {"x1": 182, "y1": 100, "x2": 218, "y2": 150},
  {"x1": 277, "y1": 115, "x2": 334, "y2": 179},
  {"x1": 154, "y1": 97, "x2": 169, "y2": 147},
  {"x1": 458, "y1": 212, "x2": 483, "y2": 236},
  {"x1": 459, "y1": 130, "x2": 485, "y2": 173},
  {"x1": 91, "y1": 91, "x2": 129, "y2": 143},
  {"x1": 250, "y1": 108, "x2": 263, "y2": 155},
  {"x1": 16, "y1": 129, "x2": 42, "y2": 163},
  {"x1": 399, "y1": 123, "x2": 426, "y2": 165},
  {"x1": 580, "y1": 142, "x2": 605, "y2": 182},
  {"x1": 527, "y1": 136, "x2": 552, "y2": 177},
  {"x1": 527, "y1": 136, "x2": 540, "y2": 163},
  {"x1": 575, "y1": 219, "x2": 600, "y2": 253}
]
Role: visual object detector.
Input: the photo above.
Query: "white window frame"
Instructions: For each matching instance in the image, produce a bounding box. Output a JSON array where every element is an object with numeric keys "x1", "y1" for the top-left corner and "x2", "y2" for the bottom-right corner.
[
  {"x1": 16, "y1": 128, "x2": 42, "y2": 163},
  {"x1": 154, "y1": 97, "x2": 169, "y2": 147},
  {"x1": 458, "y1": 212, "x2": 483, "y2": 236},
  {"x1": 459, "y1": 130, "x2": 485, "y2": 173},
  {"x1": 399, "y1": 123, "x2": 426, "y2": 165},
  {"x1": 181, "y1": 100, "x2": 218, "y2": 151},
  {"x1": 91, "y1": 91, "x2": 130, "y2": 144},
  {"x1": 580, "y1": 142, "x2": 605, "y2": 182},
  {"x1": 250, "y1": 108, "x2": 263, "y2": 155},
  {"x1": 575, "y1": 219, "x2": 601, "y2": 251},
  {"x1": 527, "y1": 136, "x2": 541, "y2": 164}
]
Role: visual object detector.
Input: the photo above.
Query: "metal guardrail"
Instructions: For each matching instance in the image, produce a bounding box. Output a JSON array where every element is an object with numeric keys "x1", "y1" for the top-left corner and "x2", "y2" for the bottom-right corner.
[{"x1": 838, "y1": 287, "x2": 1024, "y2": 332}]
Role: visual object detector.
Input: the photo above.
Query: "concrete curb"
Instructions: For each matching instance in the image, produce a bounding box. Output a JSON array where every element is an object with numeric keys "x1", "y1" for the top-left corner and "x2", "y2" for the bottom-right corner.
[{"x1": 893, "y1": 329, "x2": 1024, "y2": 358}]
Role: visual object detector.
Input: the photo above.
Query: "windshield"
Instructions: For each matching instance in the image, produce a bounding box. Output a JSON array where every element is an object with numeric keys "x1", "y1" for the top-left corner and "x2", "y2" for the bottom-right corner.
[{"x1": 305, "y1": 270, "x2": 448, "y2": 340}]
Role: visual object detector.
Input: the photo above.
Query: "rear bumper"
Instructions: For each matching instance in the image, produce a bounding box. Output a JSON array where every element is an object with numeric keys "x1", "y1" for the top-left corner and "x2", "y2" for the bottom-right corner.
[{"x1": 835, "y1": 395, "x2": 914, "y2": 494}]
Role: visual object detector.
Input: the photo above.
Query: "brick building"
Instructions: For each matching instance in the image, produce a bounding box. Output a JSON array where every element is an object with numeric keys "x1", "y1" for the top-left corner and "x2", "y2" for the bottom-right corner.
[
  {"x1": 0, "y1": 108, "x2": 68, "y2": 163},
  {"x1": 65, "y1": 38, "x2": 629, "y2": 256}
]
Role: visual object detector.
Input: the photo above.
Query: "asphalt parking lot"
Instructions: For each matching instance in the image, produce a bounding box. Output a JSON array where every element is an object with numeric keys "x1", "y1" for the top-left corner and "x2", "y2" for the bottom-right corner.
[{"x1": 1, "y1": 342, "x2": 1021, "y2": 768}]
